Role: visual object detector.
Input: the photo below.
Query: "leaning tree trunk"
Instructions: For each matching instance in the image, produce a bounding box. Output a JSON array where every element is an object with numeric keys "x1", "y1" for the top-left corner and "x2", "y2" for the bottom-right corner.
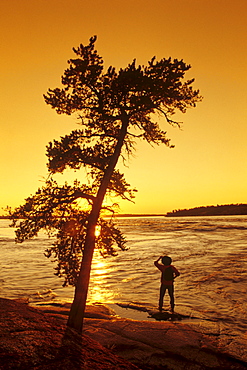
[{"x1": 67, "y1": 114, "x2": 129, "y2": 332}]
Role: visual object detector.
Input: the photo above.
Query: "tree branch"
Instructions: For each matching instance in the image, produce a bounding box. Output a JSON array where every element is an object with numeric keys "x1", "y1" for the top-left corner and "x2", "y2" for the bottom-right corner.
[{"x1": 157, "y1": 107, "x2": 182, "y2": 127}]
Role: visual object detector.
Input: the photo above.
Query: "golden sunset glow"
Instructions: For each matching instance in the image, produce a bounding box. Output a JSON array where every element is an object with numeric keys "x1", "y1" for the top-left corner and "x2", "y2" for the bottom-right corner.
[{"x1": 1, "y1": 0, "x2": 246, "y2": 214}]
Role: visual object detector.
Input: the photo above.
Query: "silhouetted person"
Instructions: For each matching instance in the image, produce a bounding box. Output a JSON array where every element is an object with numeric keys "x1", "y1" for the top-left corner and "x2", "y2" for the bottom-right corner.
[{"x1": 154, "y1": 255, "x2": 180, "y2": 313}]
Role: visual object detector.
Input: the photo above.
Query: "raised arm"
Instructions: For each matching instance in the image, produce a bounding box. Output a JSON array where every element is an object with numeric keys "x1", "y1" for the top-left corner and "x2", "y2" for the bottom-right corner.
[{"x1": 154, "y1": 256, "x2": 163, "y2": 270}]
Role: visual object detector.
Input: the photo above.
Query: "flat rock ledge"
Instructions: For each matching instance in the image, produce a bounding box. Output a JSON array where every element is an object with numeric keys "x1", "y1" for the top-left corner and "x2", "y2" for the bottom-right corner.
[
  {"x1": 0, "y1": 298, "x2": 138, "y2": 370},
  {"x1": 1, "y1": 298, "x2": 247, "y2": 370}
]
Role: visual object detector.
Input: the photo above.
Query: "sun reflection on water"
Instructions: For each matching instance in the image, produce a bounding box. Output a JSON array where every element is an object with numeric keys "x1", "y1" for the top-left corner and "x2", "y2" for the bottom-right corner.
[{"x1": 88, "y1": 251, "x2": 116, "y2": 304}]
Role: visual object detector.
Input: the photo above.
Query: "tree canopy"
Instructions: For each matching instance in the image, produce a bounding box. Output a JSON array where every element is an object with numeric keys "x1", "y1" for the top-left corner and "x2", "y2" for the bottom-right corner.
[{"x1": 10, "y1": 36, "x2": 201, "y2": 331}]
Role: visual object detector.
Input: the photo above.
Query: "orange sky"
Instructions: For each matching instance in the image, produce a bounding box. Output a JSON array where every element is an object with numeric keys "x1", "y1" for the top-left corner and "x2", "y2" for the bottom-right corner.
[{"x1": 1, "y1": 0, "x2": 246, "y2": 214}]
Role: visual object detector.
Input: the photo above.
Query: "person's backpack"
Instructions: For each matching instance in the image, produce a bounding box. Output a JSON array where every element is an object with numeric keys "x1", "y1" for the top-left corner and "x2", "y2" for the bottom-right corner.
[{"x1": 162, "y1": 266, "x2": 174, "y2": 281}]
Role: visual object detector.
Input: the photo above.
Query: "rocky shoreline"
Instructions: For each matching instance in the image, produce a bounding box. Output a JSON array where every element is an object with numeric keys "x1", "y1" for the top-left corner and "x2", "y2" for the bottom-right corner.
[{"x1": 0, "y1": 298, "x2": 246, "y2": 369}]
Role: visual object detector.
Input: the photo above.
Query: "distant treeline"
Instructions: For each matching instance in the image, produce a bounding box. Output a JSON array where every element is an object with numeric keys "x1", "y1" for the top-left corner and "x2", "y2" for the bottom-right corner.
[
  {"x1": 1, "y1": 205, "x2": 247, "y2": 219},
  {"x1": 166, "y1": 204, "x2": 247, "y2": 217}
]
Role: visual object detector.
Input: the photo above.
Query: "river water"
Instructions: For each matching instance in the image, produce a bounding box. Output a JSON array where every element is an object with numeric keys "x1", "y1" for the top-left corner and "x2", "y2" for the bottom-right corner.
[{"x1": 0, "y1": 216, "x2": 246, "y2": 360}]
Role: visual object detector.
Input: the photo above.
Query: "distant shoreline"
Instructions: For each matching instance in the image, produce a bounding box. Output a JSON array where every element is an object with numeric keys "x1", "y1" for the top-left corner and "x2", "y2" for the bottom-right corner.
[
  {"x1": 166, "y1": 203, "x2": 247, "y2": 217},
  {"x1": 0, "y1": 214, "x2": 167, "y2": 219},
  {"x1": 1, "y1": 203, "x2": 247, "y2": 219}
]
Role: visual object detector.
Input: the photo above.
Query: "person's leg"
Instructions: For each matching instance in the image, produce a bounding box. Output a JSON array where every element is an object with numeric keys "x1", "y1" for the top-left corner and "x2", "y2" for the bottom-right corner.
[
  {"x1": 158, "y1": 284, "x2": 166, "y2": 312},
  {"x1": 167, "y1": 285, "x2": 175, "y2": 312}
]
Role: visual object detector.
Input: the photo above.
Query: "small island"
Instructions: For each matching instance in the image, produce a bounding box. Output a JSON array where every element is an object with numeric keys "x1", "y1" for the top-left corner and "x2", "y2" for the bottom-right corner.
[{"x1": 166, "y1": 203, "x2": 247, "y2": 217}]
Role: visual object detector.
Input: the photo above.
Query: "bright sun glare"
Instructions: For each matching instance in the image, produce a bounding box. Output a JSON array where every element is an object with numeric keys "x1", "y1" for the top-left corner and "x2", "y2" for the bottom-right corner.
[{"x1": 95, "y1": 225, "x2": 101, "y2": 238}]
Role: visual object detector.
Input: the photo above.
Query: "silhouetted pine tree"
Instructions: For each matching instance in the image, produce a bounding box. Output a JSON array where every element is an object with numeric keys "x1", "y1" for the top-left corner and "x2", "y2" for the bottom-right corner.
[{"x1": 10, "y1": 36, "x2": 201, "y2": 331}]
